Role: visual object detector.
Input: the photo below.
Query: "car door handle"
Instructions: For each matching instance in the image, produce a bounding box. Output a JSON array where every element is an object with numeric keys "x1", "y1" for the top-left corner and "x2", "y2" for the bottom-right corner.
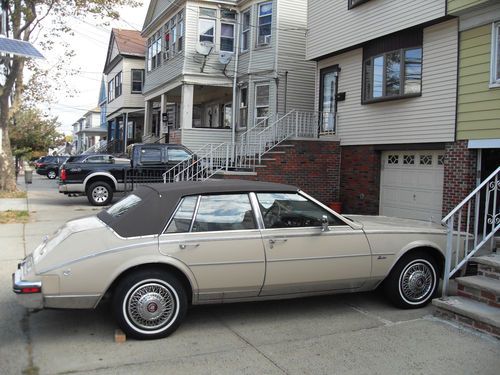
[
  {"x1": 179, "y1": 243, "x2": 200, "y2": 250},
  {"x1": 269, "y1": 238, "x2": 287, "y2": 249}
]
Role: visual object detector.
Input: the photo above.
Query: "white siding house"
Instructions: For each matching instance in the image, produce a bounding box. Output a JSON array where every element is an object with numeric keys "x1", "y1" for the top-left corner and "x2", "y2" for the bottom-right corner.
[
  {"x1": 141, "y1": 0, "x2": 316, "y2": 152},
  {"x1": 307, "y1": 0, "x2": 459, "y2": 221}
]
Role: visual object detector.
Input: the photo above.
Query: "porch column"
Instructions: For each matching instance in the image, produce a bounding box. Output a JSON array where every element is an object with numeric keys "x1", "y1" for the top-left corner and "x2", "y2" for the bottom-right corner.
[
  {"x1": 143, "y1": 100, "x2": 153, "y2": 137},
  {"x1": 160, "y1": 93, "x2": 168, "y2": 135},
  {"x1": 180, "y1": 84, "x2": 194, "y2": 129}
]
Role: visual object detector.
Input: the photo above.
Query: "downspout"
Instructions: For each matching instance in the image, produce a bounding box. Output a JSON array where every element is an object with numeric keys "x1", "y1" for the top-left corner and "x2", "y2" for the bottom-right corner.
[
  {"x1": 231, "y1": 9, "x2": 241, "y2": 160},
  {"x1": 273, "y1": 2, "x2": 279, "y2": 114},
  {"x1": 123, "y1": 112, "x2": 129, "y2": 153}
]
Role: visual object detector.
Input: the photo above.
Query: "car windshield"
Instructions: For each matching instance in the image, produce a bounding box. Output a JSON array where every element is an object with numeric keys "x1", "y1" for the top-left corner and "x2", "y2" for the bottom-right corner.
[{"x1": 106, "y1": 194, "x2": 142, "y2": 217}]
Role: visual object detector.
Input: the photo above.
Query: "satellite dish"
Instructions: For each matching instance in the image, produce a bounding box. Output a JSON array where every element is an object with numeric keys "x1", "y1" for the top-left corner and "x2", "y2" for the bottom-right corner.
[
  {"x1": 195, "y1": 42, "x2": 213, "y2": 56},
  {"x1": 219, "y1": 52, "x2": 233, "y2": 65}
]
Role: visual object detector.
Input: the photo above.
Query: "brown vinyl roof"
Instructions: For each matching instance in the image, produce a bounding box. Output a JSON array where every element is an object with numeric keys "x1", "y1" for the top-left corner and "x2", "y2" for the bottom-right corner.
[{"x1": 113, "y1": 28, "x2": 146, "y2": 57}]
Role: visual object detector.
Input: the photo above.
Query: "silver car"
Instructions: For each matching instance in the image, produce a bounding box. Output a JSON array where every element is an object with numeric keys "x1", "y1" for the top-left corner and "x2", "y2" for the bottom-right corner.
[{"x1": 13, "y1": 180, "x2": 446, "y2": 340}]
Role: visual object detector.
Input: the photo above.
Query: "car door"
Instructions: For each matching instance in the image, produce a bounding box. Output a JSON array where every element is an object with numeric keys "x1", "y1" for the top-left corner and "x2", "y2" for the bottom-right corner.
[
  {"x1": 256, "y1": 192, "x2": 372, "y2": 296},
  {"x1": 159, "y1": 193, "x2": 266, "y2": 303}
]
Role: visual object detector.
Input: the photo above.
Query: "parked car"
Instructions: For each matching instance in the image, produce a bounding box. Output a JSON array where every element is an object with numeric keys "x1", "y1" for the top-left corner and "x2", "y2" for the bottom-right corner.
[
  {"x1": 58, "y1": 144, "x2": 193, "y2": 206},
  {"x1": 13, "y1": 180, "x2": 449, "y2": 340},
  {"x1": 35, "y1": 155, "x2": 69, "y2": 179}
]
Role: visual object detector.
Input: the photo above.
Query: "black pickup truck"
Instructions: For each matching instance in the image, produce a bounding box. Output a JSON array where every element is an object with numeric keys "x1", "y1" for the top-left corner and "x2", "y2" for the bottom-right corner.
[{"x1": 58, "y1": 144, "x2": 193, "y2": 206}]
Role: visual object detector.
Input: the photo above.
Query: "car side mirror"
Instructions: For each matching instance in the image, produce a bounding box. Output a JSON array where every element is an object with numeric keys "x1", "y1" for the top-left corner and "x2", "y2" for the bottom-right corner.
[
  {"x1": 321, "y1": 215, "x2": 330, "y2": 232},
  {"x1": 110, "y1": 158, "x2": 115, "y2": 164}
]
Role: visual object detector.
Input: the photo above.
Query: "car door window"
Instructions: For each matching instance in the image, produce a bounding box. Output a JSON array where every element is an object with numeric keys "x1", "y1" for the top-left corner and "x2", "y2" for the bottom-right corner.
[
  {"x1": 192, "y1": 194, "x2": 256, "y2": 232},
  {"x1": 168, "y1": 148, "x2": 191, "y2": 162},
  {"x1": 140, "y1": 148, "x2": 163, "y2": 164},
  {"x1": 256, "y1": 193, "x2": 345, "y2": 229},
  {"x1": 85, "y1": 156, "x2": 107, "y2": 163},
  {"x1": 165, "y1": 196, "x2": 198, "y2": 233}
]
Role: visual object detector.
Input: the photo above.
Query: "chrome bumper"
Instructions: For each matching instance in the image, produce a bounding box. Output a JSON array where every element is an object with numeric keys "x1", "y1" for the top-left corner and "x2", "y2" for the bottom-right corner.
[{"x1": 12, "y1": 269, "x2": 44, "y2": 310}]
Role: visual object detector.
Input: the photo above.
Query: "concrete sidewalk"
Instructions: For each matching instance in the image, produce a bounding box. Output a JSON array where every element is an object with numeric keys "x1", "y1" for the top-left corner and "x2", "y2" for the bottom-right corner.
[{"x1": 0, "y1": 174, "x2": 498, "y2": 375}]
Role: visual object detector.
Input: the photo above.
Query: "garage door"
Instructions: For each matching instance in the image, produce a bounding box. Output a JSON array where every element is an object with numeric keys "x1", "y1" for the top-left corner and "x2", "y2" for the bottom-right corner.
[{"x1": 380, "y1": 151, "x2": 445, "y2": 222}]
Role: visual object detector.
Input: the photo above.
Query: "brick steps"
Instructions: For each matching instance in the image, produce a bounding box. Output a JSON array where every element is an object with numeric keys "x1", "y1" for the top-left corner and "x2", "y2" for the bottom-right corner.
[{"x1": 433, "y1": 254, "x2": 500, "y2": 339}]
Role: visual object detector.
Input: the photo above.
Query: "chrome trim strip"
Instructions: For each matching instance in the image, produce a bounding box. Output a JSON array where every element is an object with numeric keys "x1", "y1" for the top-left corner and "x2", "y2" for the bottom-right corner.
[
  {"x1": 364, "y1": 230, "x2": 446, "y2": 235},
  {"x1": 12, "y1": 270, "x2": 42, "y2": 293},
  {"x1": 158, "y1": 231, "x2": 264, "y2": 245},
  {"x1": 190, "y1": 195, "x2": 201, "y2": 233},
  {"x1": 268, "y1": 253, "x2": 369, "y2": 263},
  {"x1": 249, "y1": 192, "x2": 265, "y2": 230},
  {"x1": 160, "y1": 198, "x2": 185, "y2": 235},
  {"x1": 37, "y1": 240, "x2": 158, "y2": 274},
  {"x1": 188, "y1": 259, "x2": 264, "y2": 267}
]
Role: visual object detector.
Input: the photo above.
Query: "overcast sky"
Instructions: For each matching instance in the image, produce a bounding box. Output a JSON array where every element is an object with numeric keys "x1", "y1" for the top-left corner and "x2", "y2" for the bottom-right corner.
[{"x1": 37, "y1": 1, "x2": 149, "y2": 134}]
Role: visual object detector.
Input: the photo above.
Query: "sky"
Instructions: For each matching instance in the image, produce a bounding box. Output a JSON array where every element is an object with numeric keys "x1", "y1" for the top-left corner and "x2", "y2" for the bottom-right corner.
[{"x1": 36, "y1": 1, "x2": 149, "y2": 134}]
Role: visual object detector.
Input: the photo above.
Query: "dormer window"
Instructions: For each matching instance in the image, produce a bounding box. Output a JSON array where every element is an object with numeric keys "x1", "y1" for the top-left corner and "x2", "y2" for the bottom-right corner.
[{"x1": 257, "y1": 2, "x2": 272, "y2": 47}]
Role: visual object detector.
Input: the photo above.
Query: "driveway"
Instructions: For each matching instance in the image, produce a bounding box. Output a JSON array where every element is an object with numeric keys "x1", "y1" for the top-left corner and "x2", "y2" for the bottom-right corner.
[{"x1": 1, "y1": 175, "x2": 498, "y2": 375}]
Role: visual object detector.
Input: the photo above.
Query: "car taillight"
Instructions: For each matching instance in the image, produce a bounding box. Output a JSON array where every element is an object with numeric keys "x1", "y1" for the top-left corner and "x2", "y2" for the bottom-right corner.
[
  {"x1": 60, "y1": 169, "x2": 67, "y2": 181},
  {"x1": 21, "y1": 287, "x2": 41, "y2": 294},
  {"x1": 37, "y1": 163, "x2": 45, "y2": 167}
]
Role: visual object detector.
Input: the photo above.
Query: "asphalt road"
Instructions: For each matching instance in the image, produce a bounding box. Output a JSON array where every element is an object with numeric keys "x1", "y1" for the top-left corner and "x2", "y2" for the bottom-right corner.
[{"x1": 0, "y1": 174, "x2": 498, "y2": 375}]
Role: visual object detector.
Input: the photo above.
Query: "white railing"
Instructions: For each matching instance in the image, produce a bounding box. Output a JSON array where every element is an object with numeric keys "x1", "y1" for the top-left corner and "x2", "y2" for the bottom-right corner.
[
  {"x1": 163, "y1": 110, "x2": 337, "y2": 183},
  {"x1": 441, "y1": 166, "x2": 500, "y2": 296}
]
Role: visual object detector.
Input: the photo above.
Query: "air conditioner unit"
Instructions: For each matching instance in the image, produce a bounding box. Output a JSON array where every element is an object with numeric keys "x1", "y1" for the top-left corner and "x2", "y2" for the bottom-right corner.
[{"x1": 264, "y1": 35, "x2": 271, "y2": 45}]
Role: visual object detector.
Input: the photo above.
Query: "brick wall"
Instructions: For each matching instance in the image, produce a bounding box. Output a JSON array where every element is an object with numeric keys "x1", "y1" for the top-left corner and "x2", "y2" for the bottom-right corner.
[
  {"x1": 220, "y1": 140, "x2": 341, "y2": 206},
  {"x1": 442, "y1": 140, "x2": 477, "y2": 216},
  {"x1": 340, "y1": 145, "x2": 381, "y2": 215},
  {"x1": 169, "y1": 130, "x2": 182, "y2": 145}
]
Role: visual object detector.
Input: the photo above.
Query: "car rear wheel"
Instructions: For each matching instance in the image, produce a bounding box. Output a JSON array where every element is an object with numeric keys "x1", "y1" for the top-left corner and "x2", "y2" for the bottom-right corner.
[
  {"x1": 112, "y1": 270, "x2": 187, "y2": 340},
  {"x1": 86, "y1": 181, "x2": 113, "y2": 206},
  {"x1": 383, "y1": 251, "x2": 438, "y2": 309},
  {"x1": 47, "y1": 170, "x2": 57, "y2": 179}
]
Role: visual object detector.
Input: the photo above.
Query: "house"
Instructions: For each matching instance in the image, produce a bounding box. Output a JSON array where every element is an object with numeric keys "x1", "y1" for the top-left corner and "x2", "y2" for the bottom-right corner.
[
  {"x1": 445, "y1": 0, "x2": 500, "y2": 208},
  {"x1": 73, "y1": 108, "x2": 105, "y2": 153},
  {"x1": 140, "y1": 0, "x2": 317, "y2": 152},
  {"x1": 103, "y1": 28, "x2": 147, "y2": 154},
  {"x1": 307, "y1": 0, "x2": 460, "y2": 222}
]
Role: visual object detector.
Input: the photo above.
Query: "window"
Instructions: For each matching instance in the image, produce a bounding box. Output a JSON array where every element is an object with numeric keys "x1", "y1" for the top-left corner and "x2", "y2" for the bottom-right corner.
[
  {"x1": 364, "y1": 47, "x2": 422, "y2": 102},
  {"x1": 178, "y1": 11, "x2": 184, "y2": 52},
  {"x1": 255, "y1": 84, "x2": 270, "y2": 122},
  {"x1": 167, "y1": 148, "x2": 191, "y2": 162},
  {"x1": 107, "y1": 194, "x2": 142, "y2": 218},
  {"x1": 221, "y1": 8, "x2": 236, "y2": 20},
  {"x1": 131, "y1": 69, "x2": 144, "y2": 93},
  {"x1": 170, "y1": 20, "x2": 177, "y2": 54},
  {"x1": 199, "y1": 18, "x2": 215, "y2": 44},
  {"x1": 163, "y1": 21, "x2": 170, "y2": 59},
  {"x1": 348, "y1": 0, "x2": 371, "y2": 9},
  {"x1": 241, "y1": 9, "x2": 251, "y2": 52},
  {"x1": 257, "y1": 2, "x2": 272, "y2": 46},
  {"x1": 140, "y1": 147, "x2": 163, "y2": 164},
  {"x1": 147, "y1": 31, "x2": 162, "y2": 70},
  {"x1": 192, "y1": 194, "x2": 256, "y2": 232},
  {"x1": 85, "y1": 155, "x2": 112, "y2": 163},
  {"x1": 239, "y1": 86, "x2": 248, "y2": 127},
  {"x1": 200, "y1": 7, "x2": 216, "y2": 18},
  {"x1": 221, "y1": 23, "x2": 235, "y2": 52},
  {"x1": 108, "y1": 77, "x2": 115, "y2": 102},
  {"x1": 492, "y1": 22, "x2": 500, "y2": 86},
  {"x1": 114, "y1": 71, "x2": 122, "y2": 98},
  {"x1": 256, "y1": 193, "x2": 345, "y2": 229},
  {"x1": 165, "y1": 196, "x2": 197, "y2": 234}
]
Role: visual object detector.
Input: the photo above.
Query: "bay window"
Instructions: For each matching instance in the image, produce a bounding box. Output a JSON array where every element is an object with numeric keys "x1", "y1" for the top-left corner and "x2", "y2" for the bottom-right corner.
[
  {"x1": 257, "y1": 2, "x2": 272, "y2": 46},
  {"x1": 221, "y1": 23, "x2": 235, "y2": 52},
  {"x1": 241, "y1": 9, "x2": 251, "y2": 52},
  {"x1": 178, "y1": 11, "x2": 184, "y2": 52},
  {"x1": 131, "y1": 69, "x2": 144, "y2": 93},
  {"x1": 147, "y1": 31, "x2": 162, "y2": 70},
  {"x1": 199, "y1": 18, "x2": 215, "y2": 44},
  {"x1": 364, "y1": 47, "x2": 422, "y2": 102}
]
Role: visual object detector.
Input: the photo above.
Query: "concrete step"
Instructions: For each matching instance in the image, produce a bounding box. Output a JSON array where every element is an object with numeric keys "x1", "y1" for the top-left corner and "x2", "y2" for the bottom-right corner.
[
  {"x1": 274, "y1": 144, "x2": 295, "y2": 149},
  {"x1": 472, "y1": 253, "x2": 500, "y2": 280},
  {"x1": 265, "y1": 150, "x2": 286, "y2": 155},
  {"x1": 456, "y1": 275, "x2": 500, "y2": 308},
  {"x1": 433, "y1": 296, "x2": 500, "y2": 338}
]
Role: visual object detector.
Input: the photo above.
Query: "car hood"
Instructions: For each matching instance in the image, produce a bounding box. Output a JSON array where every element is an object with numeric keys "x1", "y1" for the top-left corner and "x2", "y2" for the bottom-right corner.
[{"x1": 346, "y1": 215, "x2": 446, "y2": 233}]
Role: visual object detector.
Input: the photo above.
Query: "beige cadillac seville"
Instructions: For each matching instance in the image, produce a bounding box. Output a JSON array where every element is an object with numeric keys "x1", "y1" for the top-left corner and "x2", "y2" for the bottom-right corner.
[{"x1": 13, "y1": 180, "x2": 447, "y2": 340}]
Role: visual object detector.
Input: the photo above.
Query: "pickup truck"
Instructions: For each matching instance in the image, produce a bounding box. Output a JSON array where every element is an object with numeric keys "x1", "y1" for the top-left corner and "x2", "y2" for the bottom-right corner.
[{"x1": 58, "y1": 143, "x2": 193, "y2": 206}]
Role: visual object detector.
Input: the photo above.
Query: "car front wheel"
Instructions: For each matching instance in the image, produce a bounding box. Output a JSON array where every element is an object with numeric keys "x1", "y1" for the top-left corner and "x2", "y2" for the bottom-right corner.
[
  {"x1": 47, "y1": 170, "x2": 57, "y2": 179},
  {"x1": 86, "y1": 181, "x2": 113, "y2": 206},
  {"x1": 383, "y1": 251, "x2": 438, "y2": 309},
  {"x1": 113, "y1": 270, "x2": 187, "y2": 340}
]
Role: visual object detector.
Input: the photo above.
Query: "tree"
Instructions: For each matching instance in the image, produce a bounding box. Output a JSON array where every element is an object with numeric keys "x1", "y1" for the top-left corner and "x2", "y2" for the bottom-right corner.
[
  {"x1": 10, "y1": 105, "x2": 64, "y2": 158},
  {"x1": 0, "y1": 0, "x2": 139, "y2": 191}
]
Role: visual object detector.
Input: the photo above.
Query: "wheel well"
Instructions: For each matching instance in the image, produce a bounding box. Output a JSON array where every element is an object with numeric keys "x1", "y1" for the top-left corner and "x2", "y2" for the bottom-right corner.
[
  {"x1": 86, "y1": 176, "x2": 116, "y2": 191},
  {"x1": 103, "y1": 263, "x2": 194, "y2": 305},
  {"x1": 397, "y1": 246, "x2": 445, "y2": 276}
]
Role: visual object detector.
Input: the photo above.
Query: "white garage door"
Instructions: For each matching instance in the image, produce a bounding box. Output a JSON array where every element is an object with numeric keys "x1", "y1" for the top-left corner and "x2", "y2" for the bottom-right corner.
[{"x1": 380, "y1": 151, "x2": 445, "y2": 222}]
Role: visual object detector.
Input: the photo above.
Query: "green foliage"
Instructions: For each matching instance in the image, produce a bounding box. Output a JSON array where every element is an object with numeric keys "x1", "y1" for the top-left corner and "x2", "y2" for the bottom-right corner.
[{"x1": 9, "y1": 106, "x2": 65, "y2": 157}]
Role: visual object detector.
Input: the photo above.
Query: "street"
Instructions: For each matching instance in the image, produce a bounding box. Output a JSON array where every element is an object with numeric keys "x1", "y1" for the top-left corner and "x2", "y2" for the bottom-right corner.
[{"x1": 0, "y1": 175, "x2": 498, "y2": 375}]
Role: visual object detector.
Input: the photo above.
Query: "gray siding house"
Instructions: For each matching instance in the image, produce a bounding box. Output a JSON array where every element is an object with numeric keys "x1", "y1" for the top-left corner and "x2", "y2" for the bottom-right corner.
[
  {"x1": 141, "y1": 0, "x2": 316, "y2": 151},
  {"x1": 307, "y1": 0, "x2": 460, "y2": 221}
]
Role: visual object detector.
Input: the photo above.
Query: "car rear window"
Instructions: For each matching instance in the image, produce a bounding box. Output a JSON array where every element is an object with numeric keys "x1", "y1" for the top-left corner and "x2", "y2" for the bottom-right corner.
[
  {"x1": 106, "y1": 194, "x2": 142, "y2": 218},
  {"x1": 66, "y1": 156, "x2": 86, "y2": 163}
]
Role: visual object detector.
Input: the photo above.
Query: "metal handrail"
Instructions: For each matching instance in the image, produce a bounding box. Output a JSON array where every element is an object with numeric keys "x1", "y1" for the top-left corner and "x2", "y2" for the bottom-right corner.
[
  {"x1": 442, "y1": 166, "x2": 500, "y2": 223},
  {"x1": 162, "y1": 143, "x2": 221, "y2": 182}
]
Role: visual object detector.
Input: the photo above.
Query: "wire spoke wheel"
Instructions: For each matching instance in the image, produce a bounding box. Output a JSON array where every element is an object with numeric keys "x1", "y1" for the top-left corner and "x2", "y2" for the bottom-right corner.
[
  {"x1": 399, "y1": 260, "x2": 435, "y2": 303},
  {"x1": 126, "y1": 282, "x2": 176, "y2": 331}
]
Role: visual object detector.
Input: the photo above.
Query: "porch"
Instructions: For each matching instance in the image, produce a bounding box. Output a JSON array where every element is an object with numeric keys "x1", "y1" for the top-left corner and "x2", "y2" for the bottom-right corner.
[{"x1": 105, "y1": 110, "x2": 145, "y2": 154}]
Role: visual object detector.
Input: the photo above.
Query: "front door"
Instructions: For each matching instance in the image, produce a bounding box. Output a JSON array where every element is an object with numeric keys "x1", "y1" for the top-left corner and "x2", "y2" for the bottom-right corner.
[
  {"x1": 159, "y1": 194, "x2": 266, "y2": 302},
  {"x1": 256, "y1": 192, "x2": 372, "y2": 296},
  {"x1": 320, "y1": 66, "x2": 338, "y2": 134}
]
